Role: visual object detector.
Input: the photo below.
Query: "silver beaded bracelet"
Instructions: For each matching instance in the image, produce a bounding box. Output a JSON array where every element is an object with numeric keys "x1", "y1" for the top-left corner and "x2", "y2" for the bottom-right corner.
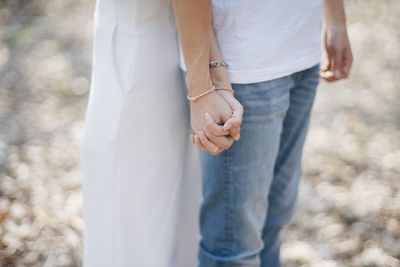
[{"x1": 209, "y1": 60, "x2": 229, "y2": 68}]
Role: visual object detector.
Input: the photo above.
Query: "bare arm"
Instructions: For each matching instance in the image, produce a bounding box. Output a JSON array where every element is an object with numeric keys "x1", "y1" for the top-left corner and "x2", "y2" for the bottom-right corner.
[
  {"x1": 171, "y1": 0, "x2": 234, "y2": 155},
  {"x1": 323, "y1": 0, "x2": 346, "y2": 26},
  {"x1": 171, "y1": 0, "x2": 213, "y2": 95},
  {"x1": 208, "y1": 24, "x2": 243, "y2": 141},
  {"x1": 192, "y1": 23, "x2": 245, "y2": 152},
  {"x1": 320, "y1": 0, "x2": 353, "y2": 81},
  {"x1": 208, "y1": 25, "x2": 231, "y2": 90}
]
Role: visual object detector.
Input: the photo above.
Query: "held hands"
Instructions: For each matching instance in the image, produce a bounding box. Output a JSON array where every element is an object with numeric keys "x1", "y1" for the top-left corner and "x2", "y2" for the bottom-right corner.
[
  {"x1": 189, "y1": 89, "x2": 232, "y2": 154},
  {"x1": 188, "y1": 60, "x2": 244, "y2": 156},
  {"x1": 189, "y1": 88, "x2": 243, "y2": 155},
  {"x1": 187, "y1": 18, "x2": 244, "y2": 155}
]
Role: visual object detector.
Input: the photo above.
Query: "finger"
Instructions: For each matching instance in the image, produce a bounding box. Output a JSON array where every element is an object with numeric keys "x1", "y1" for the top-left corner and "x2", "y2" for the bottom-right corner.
[
  {"x1": 198, "y1": 131, "x2": 221, "y2": 155},
  {"x1": 321, "y1": 46, "x2": 340, "y2": 82},
  {"x1": 228, "y1": 127, "x2": 241, "y2": 141},
  {"x1": 203, "y1": 120, "x2": 234, "y2": 149},
  {"x1": 205, "y1": 130, "x2": 233, "y2": 150},
  {"x1": 222, "y1": 99, "x2": 244, "y2": 141},
  {"x1": 205, "y1": 113, "x2": 230, "y2": 136},
  {"x1": 223, "y1": 98, "x2": 244, "y2": 130},
  {"x1": 320, "y1": 62, "x2": 330, "y2": 72},
  {"x1": 331, "y1": 47, "x2": 344, "y2": 80},
  {"x1": 226, "y1": 120, "x2": 241, "y2": 141},
  {"x1": 224, "y1": 109, "x2": 243, "y2": 131},
  {"x1": 193, "y1": 134, "x2": 207, "y2": 151},
  {"x1": 319, "y1": 69, "x2": 337, "y2": 82},
  {"x1": 341, "y1": 47, "x2": 353, "y2": 78},
  {"x1": 319, "y1": 58, "x2": 334, "y2": 81}
]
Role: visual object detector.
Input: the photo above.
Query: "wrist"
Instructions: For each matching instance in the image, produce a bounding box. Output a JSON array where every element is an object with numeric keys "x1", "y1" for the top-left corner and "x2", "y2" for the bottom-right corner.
[
  {"x1": 216, "y1": 88, "x2": 234, "y2": 97},
  {"x1": 187, "y1": 85, "x2": 216, "y2": 102},
  {"x1": 186, "y1": 70, "x2": 213, "y2": 96},
  {"x1": 323, "y1": 21, "x2": 347, "y2": 31},
  {"x1": 210, "y1": 66, "x2": 232, "y2": 89},
  {"x1": 189, "y1": 89, "x2": 218, "y2": 107},
  {"x1": 209, "y1": 59, "x2": 229, "y2": 68},
  {"x1": 323, "y1": 0, "x2": 347, "y2": 28},
  {"x1": 323, "y1": 23, "x2": 350, "y2": 41}
]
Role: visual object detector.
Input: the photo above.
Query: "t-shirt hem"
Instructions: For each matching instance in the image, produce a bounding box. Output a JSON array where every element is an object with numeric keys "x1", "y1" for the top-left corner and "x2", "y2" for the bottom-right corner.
[{"x1": 227, "y1": 54, "x2": 321, "y2": 84}]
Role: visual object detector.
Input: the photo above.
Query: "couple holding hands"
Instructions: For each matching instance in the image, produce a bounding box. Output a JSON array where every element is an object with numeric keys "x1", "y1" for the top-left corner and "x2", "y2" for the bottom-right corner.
[{"x1": 81, "y1": 0, "x2": 352, "y2": 266}]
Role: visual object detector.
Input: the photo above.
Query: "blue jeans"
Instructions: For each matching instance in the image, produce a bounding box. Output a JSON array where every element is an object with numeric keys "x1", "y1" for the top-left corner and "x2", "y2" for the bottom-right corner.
[{"x1": 199, "y1": 64, "x2": 320, "y2": 267}]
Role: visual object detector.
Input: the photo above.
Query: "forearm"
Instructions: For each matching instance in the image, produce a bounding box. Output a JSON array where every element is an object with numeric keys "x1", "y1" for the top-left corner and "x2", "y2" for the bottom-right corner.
[
  {"x1": 321, "y1": 0, "x2": 353, "y2": 81},
  {"x1": 209, "y1": 23, "x2": 231, "y2": 89},
  {"x1": 323, "y1": 0, "x2": 347, "y2": 27},
  {"x1": 171, "y1": 0, "x2": 212, "y2": 95}
]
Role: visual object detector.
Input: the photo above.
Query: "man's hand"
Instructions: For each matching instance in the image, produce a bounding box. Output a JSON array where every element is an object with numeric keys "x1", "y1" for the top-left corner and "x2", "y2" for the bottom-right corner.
[
  {"x1": 190, "y1": 90, "x2": 233, "y2": 155},
  {"x1": 320, "y1": 0, "x2": 353, "y2": 82},
  {"x1": 320, "y1": 25, "x2": 353, "y2": 81},
  {"x1": 216, "y1": 90, "x2": 243, "y2": 141}
]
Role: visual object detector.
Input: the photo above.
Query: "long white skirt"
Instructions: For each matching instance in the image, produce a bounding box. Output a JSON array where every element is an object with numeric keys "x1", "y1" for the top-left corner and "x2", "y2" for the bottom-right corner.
[{"x1": 79, "y1": 0, "x2": 201, "y2": 266}]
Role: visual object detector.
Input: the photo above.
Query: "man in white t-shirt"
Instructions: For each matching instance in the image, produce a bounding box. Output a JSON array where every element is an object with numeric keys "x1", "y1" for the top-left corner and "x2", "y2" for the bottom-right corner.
[{"x1": 173, "y1": 0, "x2": 352, "y2": 266}]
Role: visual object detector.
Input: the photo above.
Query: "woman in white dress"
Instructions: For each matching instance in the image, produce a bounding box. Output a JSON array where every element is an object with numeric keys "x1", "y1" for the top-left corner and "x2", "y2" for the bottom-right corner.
[{"x1": 79, "y1": 0, "x2": 202, "y2": 266}]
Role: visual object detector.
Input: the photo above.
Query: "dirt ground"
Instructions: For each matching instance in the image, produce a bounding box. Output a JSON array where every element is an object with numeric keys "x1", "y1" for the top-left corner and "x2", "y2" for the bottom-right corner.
[{"x1": 0, "y1": 0, "x2": 399, "y2": 266}]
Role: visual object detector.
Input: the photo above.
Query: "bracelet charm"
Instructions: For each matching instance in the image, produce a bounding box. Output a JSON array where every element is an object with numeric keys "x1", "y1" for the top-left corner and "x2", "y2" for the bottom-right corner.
[{"x1": 209, "y1": 60, "x2": 229, "y2": 68}]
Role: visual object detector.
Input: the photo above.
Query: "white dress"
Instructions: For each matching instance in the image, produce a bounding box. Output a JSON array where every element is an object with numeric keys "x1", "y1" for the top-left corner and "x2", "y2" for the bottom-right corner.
[{"x1": 79, "y1": 0, "x2": 201, "y2": 266}]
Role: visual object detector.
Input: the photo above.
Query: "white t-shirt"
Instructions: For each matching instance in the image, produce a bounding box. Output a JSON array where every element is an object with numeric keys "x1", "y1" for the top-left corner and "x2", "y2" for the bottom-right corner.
[{"x1": 179, "y1": 0, "x2": 323, "y2": 84}]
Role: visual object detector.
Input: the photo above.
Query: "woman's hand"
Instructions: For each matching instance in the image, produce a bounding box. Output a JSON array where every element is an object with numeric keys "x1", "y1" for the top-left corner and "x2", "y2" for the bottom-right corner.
[
  {"x1": 190, "y1": 19, "x2": 244, "y2": 155},
  {"x1": 191, "y1": 82, "x2": 243, "y2": 155},
  {"x1": 190, "y1": 90, "x2": 234, "y2": 155}
]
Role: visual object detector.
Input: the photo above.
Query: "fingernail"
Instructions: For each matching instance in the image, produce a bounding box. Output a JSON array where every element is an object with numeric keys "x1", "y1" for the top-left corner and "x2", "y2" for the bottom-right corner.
[
  {"x1": 233, "y1": 134, "x2": 240, "y2": 141},
  {"x1": 223, "y1": 123, "x2": 232, "y2": 130}
]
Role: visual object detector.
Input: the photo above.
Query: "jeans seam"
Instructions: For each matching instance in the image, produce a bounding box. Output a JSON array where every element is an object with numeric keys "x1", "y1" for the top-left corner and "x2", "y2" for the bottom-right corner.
[{"x1": 222, "y1": 150, "x2": 233, "y2": 259}]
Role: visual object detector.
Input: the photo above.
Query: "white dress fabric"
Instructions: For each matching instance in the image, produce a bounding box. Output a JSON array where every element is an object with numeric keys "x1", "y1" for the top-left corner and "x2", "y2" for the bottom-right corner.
[{"x1": 79, "y1": 0, "x2": 201, "y2": 266}]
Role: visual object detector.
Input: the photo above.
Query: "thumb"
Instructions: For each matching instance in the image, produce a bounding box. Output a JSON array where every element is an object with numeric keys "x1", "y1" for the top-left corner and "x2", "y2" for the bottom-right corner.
[{"x1": 223, "y1": 97, "x2": 243, "y2": 130}]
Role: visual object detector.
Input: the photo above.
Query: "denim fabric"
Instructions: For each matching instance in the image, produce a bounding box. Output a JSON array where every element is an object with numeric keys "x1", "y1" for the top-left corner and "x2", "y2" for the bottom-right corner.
[{"x1": 198, "y1": 64, "x2": 320, "y2": 267}]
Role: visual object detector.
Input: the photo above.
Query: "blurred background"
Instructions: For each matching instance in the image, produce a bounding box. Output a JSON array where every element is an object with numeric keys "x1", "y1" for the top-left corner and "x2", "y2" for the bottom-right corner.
[{"x1": 0, "y1": 0, "x2": 399, "y2": 266}]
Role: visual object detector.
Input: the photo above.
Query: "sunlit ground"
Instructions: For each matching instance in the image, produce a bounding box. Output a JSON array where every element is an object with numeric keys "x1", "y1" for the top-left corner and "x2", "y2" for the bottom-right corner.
[{"x1": 0, "y1": 1, "x2": 399, "y2": 266}]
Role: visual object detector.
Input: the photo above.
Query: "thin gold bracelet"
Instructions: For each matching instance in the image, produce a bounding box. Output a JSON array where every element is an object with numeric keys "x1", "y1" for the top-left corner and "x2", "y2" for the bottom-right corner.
[
  {"x1": 187, "y1": 85, "x2": 216, "y2": 102},
  {"x1": 215, "y1": 87, "x2": 235, "y2": 94}
]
